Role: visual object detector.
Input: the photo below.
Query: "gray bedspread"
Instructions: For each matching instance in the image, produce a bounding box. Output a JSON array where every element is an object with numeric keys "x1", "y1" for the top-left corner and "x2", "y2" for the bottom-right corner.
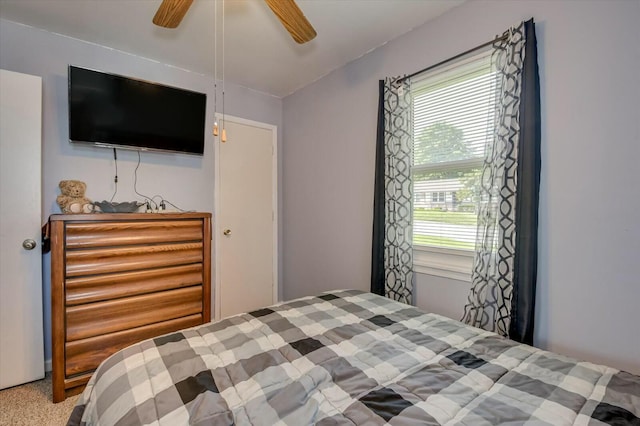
[{"x1": 70, "y1": 290, "x2": 640, "y2": 425}]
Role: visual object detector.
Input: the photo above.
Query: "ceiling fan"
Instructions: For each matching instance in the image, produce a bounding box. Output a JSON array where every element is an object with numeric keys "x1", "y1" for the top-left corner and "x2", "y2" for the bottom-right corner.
[{"x1": 152, "y1": 0, "x2": 317, "y2": 44}]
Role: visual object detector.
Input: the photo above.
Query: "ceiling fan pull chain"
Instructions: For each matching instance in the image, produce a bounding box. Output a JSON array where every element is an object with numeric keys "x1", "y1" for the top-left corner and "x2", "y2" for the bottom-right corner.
[
  {"x1": 213, "y1": 0, "x2": 219, "y2": 137},
  {"x1": 221, "y1": 0, "x2": 227, "y2": 143}
]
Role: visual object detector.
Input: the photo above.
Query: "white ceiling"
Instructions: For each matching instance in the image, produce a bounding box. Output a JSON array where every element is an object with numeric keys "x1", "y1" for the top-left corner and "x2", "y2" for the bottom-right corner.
[{"x1": 0, "y1": 0, "x2": 464, "y2": 97}]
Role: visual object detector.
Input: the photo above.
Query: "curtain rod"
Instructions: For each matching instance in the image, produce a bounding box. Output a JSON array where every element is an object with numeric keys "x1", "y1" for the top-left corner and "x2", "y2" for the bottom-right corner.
[{"x1": 399, "y1": 33, "x2": 509, "y2": 83}]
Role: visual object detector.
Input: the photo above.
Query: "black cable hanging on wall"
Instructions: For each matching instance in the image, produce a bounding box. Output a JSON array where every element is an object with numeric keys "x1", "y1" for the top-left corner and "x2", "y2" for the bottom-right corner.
[{"x1": 109, "y1": 148, "x2": 118, "y2": 202}]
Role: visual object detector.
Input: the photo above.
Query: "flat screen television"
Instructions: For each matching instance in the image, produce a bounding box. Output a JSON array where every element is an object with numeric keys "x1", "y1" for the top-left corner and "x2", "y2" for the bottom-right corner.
[{"x1": 68, "y1": 66, "x2": 207, "y2": 155}]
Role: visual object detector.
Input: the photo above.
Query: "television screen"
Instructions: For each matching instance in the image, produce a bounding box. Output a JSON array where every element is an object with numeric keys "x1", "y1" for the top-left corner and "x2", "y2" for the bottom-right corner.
[{"x1": 68, "y1": 66, "x2": 207, "y2": 155}]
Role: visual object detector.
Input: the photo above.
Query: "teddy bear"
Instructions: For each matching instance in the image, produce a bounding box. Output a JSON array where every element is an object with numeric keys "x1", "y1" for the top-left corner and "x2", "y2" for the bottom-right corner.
[{"x1": 56, "y1": 180, "x2": 94, "y2": 214}]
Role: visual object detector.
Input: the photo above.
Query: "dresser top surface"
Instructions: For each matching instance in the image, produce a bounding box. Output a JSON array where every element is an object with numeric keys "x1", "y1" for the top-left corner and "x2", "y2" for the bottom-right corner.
[{"x1": 49, "y1": 212, "x2": 212, "y2": 222}]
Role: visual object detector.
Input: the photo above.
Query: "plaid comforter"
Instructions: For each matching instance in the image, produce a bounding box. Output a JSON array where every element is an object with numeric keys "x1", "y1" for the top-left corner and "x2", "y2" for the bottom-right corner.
[{"x1": 70, "y1": 290, "x2": 640, "y2": 425}]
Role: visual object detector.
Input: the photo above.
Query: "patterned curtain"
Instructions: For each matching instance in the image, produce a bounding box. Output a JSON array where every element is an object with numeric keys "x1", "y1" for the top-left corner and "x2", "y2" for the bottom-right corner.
[
  {"x1": 371, "y1": 77, "x2": 413, "y2": 304},
  {"x1": 461, "y1": 20, "x2": 540, "y2": 340}
]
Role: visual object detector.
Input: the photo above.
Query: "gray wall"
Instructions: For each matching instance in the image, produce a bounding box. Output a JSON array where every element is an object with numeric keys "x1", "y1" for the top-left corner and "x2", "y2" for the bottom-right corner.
[
  {"x1": 0, "y1": 19, "x2": 283, "y2": 364},
  {"x1": 282, "y1": 0, "x2": 640, "y2": 374}
]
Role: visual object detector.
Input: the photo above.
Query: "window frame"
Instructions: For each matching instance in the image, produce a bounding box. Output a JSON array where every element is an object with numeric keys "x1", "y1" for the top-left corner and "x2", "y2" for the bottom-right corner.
[
  {"x1": 413, "y1": 245, "x2": 474, "y2": 282},
  {"x1": 410, "y1": 49, "x2": 495, "y2": 282}
]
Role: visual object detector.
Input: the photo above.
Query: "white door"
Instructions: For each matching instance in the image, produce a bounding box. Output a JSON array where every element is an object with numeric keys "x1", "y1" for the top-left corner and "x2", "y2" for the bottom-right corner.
[
  {"x1": 215, "y1": 116, "x2": 277, "y2": 319},
  {"x1": 0, "y1": 69, "x2": 44, "y2": 389}
]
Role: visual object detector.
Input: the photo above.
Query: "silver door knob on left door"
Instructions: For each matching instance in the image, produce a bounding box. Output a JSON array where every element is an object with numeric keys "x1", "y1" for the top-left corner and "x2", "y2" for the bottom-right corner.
[
  {"x1": 223, "y1": 229, "x2": 231, "y2": 236},
  {"x1": 22, "y1": 239, "x2": 36, "y2": 250}
]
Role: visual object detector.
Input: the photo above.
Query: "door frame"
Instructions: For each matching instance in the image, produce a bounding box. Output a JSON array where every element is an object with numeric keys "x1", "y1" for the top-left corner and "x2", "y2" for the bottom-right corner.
[{"x1": 213, "y1": 113, "x2": 278, "y2": 321}]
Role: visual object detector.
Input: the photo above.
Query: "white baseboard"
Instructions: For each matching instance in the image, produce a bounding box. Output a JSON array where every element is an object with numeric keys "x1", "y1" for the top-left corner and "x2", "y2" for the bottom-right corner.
[{"x1": 45, "y1": 358, "x2": 52, "y2": 373}]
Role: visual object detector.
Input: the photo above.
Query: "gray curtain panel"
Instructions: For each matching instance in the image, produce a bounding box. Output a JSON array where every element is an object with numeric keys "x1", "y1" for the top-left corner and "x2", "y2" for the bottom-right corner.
[
  {"x1": 461, "y1": 21, "x2": 528, "y2": 337},
  {"x1": 371, "y1": 80, "x2": 386, "y2": 297},
  {"x1": 371, "y1": 77, "x2": 414, "y2": 304},
  {"x1": 509, "y1": 18, "x2": 541, "y2": 345}
]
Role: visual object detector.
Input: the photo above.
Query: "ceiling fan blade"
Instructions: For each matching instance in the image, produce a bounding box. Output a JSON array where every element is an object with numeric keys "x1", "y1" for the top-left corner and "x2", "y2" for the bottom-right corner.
[
  {"x1": 264, "y1": 0, "x2": 317, "y2": 44},
  {"x1": 152, "y1": 0, "x2": 194, "y2": 29}
]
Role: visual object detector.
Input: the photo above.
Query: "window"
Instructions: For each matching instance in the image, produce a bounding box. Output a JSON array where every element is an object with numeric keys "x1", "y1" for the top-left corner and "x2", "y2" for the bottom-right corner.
[
  {"x1": 411, "y1": 50, "x2": 500, "y2": 280},
  {"x1": 431, "y1": 192, "x2": 445, "y2": 203}
]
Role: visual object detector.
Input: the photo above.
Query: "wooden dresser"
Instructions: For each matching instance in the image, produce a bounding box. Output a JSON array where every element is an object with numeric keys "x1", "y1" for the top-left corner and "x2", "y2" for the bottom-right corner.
[{"x1": 49, "y1": 212, "x2": 211, "y2": 402}]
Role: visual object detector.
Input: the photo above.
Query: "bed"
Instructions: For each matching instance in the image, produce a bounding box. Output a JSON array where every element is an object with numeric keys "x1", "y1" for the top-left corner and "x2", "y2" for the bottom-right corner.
[{"x1": 69, "y1": 289, "x2": 639, "y2": 425}]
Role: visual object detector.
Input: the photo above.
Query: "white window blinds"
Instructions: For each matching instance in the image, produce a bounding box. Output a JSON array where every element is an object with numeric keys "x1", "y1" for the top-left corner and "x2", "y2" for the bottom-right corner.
[{"x1": 412, "y1": 49, "x2": 499, "y2": 251}]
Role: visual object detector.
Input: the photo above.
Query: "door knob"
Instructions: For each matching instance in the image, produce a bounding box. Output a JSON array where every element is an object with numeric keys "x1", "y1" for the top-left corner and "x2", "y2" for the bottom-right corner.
[
  {"x1": 223, "y1": 229, "x2": 231, "y2": 236},
  {"x1": 22, "y1": 239, "x2": 37, "y2": 250}
]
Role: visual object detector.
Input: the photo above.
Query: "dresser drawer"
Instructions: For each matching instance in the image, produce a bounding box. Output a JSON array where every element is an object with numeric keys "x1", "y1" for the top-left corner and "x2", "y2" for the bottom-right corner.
[
  {"x1": 65, "y1": 314, "x2": 203, "y2": 377},
  {"x1": 65, "y1": 242, "x2": 203, "y2": 277},
  {"x1": 65, "y1": 220, "x2": 203, "y2": 248},
  {"x1": 66, "y1": 286, "x2": 203, "y2": 341},
  {"x1": 66, "y1": 264, "x2": 203, "y2": 305}
]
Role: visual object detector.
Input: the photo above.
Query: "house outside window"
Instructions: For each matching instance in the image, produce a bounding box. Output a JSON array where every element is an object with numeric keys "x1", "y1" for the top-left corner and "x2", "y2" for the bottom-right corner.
[{"x1": 411, "y1": 49, "x2": 499, "y2": 281}]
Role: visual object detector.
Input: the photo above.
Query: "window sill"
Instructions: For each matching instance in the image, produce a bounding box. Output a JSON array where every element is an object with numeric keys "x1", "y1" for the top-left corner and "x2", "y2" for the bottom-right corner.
[{"x1": 413, "y1": 245, "x2": 473, "y2": 282}]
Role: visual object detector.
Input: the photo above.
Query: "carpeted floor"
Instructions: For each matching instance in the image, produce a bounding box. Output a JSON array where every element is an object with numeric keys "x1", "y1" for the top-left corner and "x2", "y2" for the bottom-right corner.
[{"x1": 0, "y1": 373, "x2": 79, "y2": 426}]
